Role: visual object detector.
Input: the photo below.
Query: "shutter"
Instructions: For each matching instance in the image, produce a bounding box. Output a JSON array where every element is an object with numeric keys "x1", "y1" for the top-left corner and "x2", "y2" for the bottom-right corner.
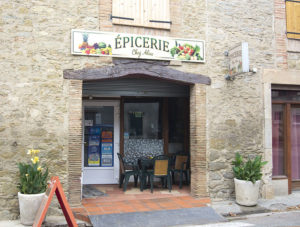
[
  {"x1": 286, "y1": 0, "x2": 300, "y2": 39},
  {"x1": 112, "y1": 0, "x2": 142, "y2": 26},
  {"x1": 83, "y1": 78, "x2": 189, "y2": 98},
  {"x1": 143, "y1": 0, "x2": 171, "y2": 29}
]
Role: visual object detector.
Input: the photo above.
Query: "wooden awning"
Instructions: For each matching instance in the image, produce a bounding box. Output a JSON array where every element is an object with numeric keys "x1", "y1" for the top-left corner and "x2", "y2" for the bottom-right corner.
[{"x1": 63, "y1": 59, "x2": 211, "y2": 85}]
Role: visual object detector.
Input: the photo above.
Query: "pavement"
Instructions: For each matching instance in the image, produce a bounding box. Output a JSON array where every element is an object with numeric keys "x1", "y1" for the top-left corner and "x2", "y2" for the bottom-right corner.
[
  {"x1": 89, "y1": 207, "x2": 225, "y2": 227},
  {"x1": 0, "y1": 216, "x2": 92, "y2": 227},
  {"x1": 1, "y1": 191, "x2": 300, "y2": 227},
  {"x1": 211, "y1": 191, "x2": 300, "y2": 217}
]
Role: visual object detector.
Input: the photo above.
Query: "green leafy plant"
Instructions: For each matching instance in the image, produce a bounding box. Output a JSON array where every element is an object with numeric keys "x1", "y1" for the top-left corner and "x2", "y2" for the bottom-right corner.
[
  {"x1": 232, "y1": 152, "x2": 267, "y2": 183},
  {"x1": 18, "y1": 149, "x2": 48, "y2": 194}
]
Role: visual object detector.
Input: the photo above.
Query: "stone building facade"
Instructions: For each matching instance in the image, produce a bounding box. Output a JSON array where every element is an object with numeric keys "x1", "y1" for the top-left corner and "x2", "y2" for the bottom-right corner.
[{"x1": 0, "y1": 0, "x2": 299, "y2": 220}]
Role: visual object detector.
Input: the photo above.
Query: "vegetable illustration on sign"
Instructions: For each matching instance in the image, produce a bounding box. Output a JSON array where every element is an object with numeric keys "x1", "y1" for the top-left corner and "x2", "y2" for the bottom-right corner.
[
  {"x1": 170, "y1": 42, "x2": 203, "y2": 61},
  {"x1": 72, "y1": 30, "x2": 205, "y2": 62},
  {"x1": 78, "y1": 33, "x2": 112, "y2": 55}
]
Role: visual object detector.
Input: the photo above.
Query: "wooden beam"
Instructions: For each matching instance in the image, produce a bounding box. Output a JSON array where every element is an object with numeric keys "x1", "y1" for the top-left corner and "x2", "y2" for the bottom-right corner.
[{"x1": 63, "y1": 60, "x2": 211, "y2": 85}]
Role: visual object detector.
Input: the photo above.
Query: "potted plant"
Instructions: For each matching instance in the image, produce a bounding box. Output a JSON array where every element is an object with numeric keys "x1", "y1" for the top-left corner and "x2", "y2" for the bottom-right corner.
[
  {"x1": 232, "y1": 152, "x2": 267, "y2": 206},
  {"x1": 17, "y1": 149, "x2": 48, "y2": 225}
]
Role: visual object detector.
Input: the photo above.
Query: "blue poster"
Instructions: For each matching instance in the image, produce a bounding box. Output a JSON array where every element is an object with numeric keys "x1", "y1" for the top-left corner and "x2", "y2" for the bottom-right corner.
[
  {"x1": 88, "y1": 135, "x2": 100, "y2": 166},
  {"x1": 101, "y1": 142, "x2": 113, "y2": 155},
  {"x1": 101, "y1": 142, "x2": 113, "y2": 166},
  {"x1": 90, "y1": 126, "x2": 101, "y2": 135},
  {"x1": 100, "y1": 130, "x2": 113, "y2": 167}
]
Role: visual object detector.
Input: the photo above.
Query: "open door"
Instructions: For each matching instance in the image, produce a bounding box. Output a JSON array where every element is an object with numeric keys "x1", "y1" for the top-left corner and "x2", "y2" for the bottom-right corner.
[{"x1": 82, "y1": 100, "x2": 120, "y2": 184}]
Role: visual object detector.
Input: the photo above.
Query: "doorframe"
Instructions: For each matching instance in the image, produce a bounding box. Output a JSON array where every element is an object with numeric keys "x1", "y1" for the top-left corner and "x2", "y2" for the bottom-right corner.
[
  {"x1": 67, "y1": 77, "x2": 209, "y2": 206},
  {"x1": 272, "y1": 100, "x2": 300, "y2": 193},
  {"x1": 82, "y1": 100, "x2": 120, "y2": 184}
]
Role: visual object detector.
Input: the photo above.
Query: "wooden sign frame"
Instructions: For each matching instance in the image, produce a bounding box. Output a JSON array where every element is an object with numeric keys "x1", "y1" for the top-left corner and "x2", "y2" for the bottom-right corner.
[{"x1": 33, "y1": 176, "x2": 78, "y2": 227}]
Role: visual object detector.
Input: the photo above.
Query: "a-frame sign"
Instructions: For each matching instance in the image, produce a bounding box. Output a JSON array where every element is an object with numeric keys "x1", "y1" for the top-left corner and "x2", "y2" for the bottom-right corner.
[{"x1": 33, "y1": 176, "x2": 78, "y2": 227}]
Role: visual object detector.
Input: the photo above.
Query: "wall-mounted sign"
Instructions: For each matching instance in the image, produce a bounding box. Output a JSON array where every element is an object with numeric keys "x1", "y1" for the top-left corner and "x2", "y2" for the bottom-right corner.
[
  {"x1": 228, "y1": 42, "x2": 249, "y2": 76},
  {"x1": 71, "y1": 29, "x2": 205, "y2": 63}
]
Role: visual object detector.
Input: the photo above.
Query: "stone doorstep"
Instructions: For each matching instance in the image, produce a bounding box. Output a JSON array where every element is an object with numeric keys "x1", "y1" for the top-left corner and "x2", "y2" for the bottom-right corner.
[
  {"x1": 219, "y1": 203, "x2": 300, "y2": 219},
  {"x1": 42, "y1": 216, "x2": 92, "y2": 227},
  {"x1": 73, "y1": 211, "x2": 92, "y2": 225},
  {"x1": 223, "y1": 206, "x2": 271, "y2": 218},
  {"x1": 212, "y1": 200, "x2": 270, "y2": 218}
]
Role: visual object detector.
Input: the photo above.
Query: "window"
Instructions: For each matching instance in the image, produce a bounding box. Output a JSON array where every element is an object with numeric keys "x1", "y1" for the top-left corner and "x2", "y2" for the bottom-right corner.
[
  {"x1": 286, "y1": 0, "x2": 300, "y2": 39},
  {"x1": 272, "y1": 104, "x2": 285, "y2": 176},
  {"x1": 124, "y1": 101, "x2": 162, "y2": 139},
  {"x1": 112, "y1": 0, "x2": 171, "y2": 29}
]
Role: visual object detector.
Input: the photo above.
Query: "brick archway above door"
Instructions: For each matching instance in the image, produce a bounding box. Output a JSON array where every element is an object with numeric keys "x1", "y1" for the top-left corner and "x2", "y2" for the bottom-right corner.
[{"x1": 63, "y1": 59, "x2": 211, "y2": 85}]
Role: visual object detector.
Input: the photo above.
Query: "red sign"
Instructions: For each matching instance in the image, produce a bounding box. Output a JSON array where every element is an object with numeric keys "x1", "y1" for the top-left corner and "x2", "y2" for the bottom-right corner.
[{"x1": 33, "y1": 176, "x2": 78, "y2": 227}]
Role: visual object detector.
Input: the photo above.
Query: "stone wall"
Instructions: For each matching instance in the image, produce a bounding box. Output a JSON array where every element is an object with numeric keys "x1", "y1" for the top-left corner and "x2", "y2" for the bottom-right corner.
[
  {"x1": 262, "y1": 0, "x2": 300, "y2": 197},
  {"x1": 0, "y1": 0, "x2": 103, "y2": 219},
  {"x1": 0, "y1": 0, "x2": 284, "y2": 219},
  {"x1": 97, "y1": 0, "x2": 276, "y2": 201},
  {"x1": 205, "y1": 0, "x2": 274, "y2": 199},
  {"x1": 288, "y1": 52, "x2": 300, "y2": 70}
]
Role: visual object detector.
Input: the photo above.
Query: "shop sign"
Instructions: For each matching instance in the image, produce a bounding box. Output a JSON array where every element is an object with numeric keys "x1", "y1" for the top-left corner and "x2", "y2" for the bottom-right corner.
[
  {"x1": 71, "y1": 29, "x2": 205, "y2": 63},
  {"x1": 228, "y1": 42, "x2": 249, "y2": 75}
]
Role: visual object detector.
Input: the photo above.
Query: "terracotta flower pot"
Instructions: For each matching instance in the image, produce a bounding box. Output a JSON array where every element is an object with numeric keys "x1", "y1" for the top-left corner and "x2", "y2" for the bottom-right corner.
[
  {"x1": 18, "y1": 192, "x2": 45, "y2": 225},
  {"x1": 234, "y1": 178, "x2": 261, "y2": 206}
]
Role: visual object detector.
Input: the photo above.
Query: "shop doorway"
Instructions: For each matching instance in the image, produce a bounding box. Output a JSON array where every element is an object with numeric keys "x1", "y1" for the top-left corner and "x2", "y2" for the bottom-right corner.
[
  {"x1": 82, "y1": 101, "x2": 120, "y2": 184},
  {"x1": 82, "y1": 78, "x2": 190, "y2": 187}
]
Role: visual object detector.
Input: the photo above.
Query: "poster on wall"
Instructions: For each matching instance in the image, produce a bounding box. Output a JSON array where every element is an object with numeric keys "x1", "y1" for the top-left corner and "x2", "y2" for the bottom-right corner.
[
  {"x1": 88, "y1": 135, "x2": 101, "y2": 166},
  {"x1": 100, "y1": 130, "x2": 113, "y2": 167},
  {"x1": 71, "y1": 29, "x2": 205, "y2": 63}
]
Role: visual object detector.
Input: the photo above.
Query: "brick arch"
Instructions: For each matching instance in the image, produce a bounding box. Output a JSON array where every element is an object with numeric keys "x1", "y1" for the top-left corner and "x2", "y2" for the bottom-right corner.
[{"x1": 63, "y1": 59, "x2": 211, "y2": 85}]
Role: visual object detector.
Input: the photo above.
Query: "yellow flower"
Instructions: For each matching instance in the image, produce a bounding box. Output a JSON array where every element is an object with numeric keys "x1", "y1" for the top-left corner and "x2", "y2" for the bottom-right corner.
[
  {"x1": 25, "y1": 174, "x2": 29, "y2": 177},
  {"x1": 33, "y1": 150, "x2": 40, "y2": 155},
  {"x1": 27, "y1": 149, "x2": 33, "y2": 155},
  {"x1": 37, "y1": 166, "x2": 42, "y2": 171},
  {"x1": 31, "y1": 156, "x2": 39, "y2": 164}
]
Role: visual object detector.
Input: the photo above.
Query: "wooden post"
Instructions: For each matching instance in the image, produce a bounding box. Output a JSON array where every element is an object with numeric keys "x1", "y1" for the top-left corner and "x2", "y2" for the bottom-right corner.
[
  {"x1": 286, "y1": 104, "x2": 292, "y2": 194},
  {"x1": 120, "y1": 97, "x2": 124, "y2": 156},
  {"x1": 163, "y1": 98, "x2": 169, "y2": 155}
]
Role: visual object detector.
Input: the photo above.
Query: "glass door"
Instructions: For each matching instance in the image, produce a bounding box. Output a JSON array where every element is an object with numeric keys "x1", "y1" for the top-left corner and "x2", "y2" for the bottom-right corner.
[
  {"x1": 291, "y1": 106, "x2": 300, "y2": 188},
  {"x1": 272, "y1": 89, "x2": 300, "y2": 192},
  {"x1": 82, "y1": 101, "x2": 120, "y2": 184}
]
